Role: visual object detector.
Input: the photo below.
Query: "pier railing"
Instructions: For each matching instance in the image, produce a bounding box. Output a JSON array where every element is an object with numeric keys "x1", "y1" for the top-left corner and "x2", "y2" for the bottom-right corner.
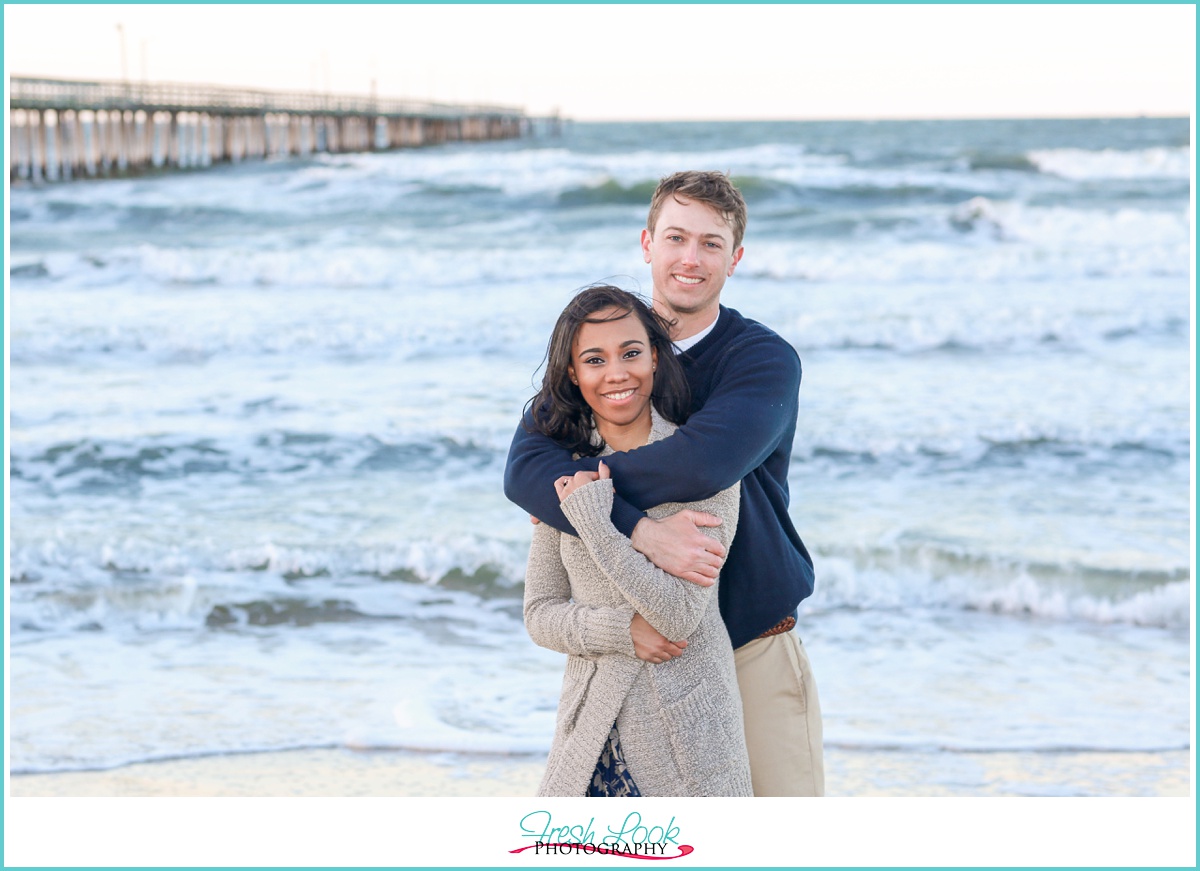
[
  {"x1": 10, "y1": 76, "x2": 520, "y2": 120},
  {"x1": 9, "y1": 75, "x2": 545, "y2": 183}
]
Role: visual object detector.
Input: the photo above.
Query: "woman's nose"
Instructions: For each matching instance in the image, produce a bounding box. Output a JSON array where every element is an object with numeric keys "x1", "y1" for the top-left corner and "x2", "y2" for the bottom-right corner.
[{"x1": 605, "y1": 363, "x2": 630, "y2": 381}]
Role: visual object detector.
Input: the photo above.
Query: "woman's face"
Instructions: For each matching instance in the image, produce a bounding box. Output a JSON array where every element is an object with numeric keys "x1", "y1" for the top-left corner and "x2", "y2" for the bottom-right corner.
[{"x1": 568, "y1": 306, "x2": 658, "y2": 443}]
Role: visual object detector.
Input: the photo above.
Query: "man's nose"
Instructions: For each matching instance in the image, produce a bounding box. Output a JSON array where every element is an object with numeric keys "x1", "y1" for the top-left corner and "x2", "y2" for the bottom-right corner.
[{"x1": 680, "y1": 241, "x2": 700, "y2": 265}]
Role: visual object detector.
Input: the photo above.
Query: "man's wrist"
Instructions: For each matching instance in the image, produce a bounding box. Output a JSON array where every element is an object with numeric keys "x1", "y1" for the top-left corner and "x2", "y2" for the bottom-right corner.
[{"x1": 630, "y1": 517, "x2": 652, "y2": 556}]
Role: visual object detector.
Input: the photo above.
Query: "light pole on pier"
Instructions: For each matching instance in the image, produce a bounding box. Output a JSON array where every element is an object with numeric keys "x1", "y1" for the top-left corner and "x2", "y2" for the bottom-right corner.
[{"x1": 116, "y1": 23, "x2": 128, "y2": 83}]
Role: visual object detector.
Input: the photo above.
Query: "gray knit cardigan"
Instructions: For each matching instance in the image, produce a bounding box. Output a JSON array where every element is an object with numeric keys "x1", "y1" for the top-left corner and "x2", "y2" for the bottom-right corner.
[{"x1": 523, "y1": 411, "x2": 752, "y2": 797}]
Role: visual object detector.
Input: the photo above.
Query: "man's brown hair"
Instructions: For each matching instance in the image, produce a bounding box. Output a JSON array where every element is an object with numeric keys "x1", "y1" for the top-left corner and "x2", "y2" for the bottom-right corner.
[{"x1": 646, "y1": 171, "x2": 748, "y2": 250}]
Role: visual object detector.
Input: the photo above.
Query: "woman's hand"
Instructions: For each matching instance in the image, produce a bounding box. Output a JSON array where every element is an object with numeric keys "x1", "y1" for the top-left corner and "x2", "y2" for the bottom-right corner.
[
  {"x1": 630, "y1": 612, "x2": 687, "y2": 663},
  {"x1": 554, "y1": 460, "x2": 610, "y2": 503}
]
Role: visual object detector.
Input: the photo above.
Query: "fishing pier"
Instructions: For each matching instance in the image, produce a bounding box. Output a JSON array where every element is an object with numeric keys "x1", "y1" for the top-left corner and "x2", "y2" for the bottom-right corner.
[{"x1": 9, "y1": 76, "x2": 542, "y2": 182}]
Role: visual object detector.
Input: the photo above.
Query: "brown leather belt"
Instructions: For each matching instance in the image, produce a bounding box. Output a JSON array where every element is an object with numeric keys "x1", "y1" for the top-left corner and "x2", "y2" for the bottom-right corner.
[{"x1": 757, "y1": 615, "x2": 796, "y2": 638}]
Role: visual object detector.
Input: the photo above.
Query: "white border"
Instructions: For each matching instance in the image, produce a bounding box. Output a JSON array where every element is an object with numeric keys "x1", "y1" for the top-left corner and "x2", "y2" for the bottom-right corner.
[{"x1": 4, "y1": 796, "x2": 1197, "y2": 867}]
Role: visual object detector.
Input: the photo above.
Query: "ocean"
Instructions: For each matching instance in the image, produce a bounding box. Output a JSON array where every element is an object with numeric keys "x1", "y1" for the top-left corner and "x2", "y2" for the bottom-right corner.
[{"x1": 6, "y1": 117, "x2": 1192, "y2": 795}]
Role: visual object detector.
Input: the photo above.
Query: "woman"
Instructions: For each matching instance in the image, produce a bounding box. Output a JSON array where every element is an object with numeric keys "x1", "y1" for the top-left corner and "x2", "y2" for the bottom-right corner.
[{"x1": 522, "y1": 284, "x2": 752, "y2": 797}]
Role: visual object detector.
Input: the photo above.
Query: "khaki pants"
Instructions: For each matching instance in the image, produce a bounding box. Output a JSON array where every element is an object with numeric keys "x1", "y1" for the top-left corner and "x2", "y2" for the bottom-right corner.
[{"x1": 734, "y1": 631, "x2": 825, "y2": 796}]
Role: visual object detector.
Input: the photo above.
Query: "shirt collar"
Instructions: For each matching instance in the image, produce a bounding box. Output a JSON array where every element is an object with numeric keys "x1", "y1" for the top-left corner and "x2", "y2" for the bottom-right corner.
[{"x1": 671, "y1": 310, "x2": 720, "y2": 354}]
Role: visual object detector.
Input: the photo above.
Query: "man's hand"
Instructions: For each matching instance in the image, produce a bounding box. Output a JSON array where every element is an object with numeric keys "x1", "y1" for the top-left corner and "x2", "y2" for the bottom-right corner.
[
  {"x1": 630, "y1": 511, "x2": 726, "y2": 586},
  {"x1": 630, "y1": 613, "x2": 687, "y2": 663}
]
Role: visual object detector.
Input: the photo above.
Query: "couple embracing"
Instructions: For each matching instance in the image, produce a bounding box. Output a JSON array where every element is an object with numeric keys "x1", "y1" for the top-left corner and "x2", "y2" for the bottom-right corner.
[{"x1": 505, "y1": 171, "x2": 823, "y2": 797}]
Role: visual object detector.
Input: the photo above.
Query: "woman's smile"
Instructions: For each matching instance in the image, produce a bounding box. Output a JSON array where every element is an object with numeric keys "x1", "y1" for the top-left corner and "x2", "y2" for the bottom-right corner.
[{"x1": 602, "y1": 388, "x2": 637, "y2": 402}]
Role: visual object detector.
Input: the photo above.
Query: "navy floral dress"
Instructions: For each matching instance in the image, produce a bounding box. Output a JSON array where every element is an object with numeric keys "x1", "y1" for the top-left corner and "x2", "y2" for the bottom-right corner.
[{"x1": 587, "y1": 723, "x2": 641, "y2": 797}]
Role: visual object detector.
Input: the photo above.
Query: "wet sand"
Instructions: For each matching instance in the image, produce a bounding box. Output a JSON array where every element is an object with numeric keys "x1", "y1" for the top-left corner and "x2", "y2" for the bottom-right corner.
[{"x1": 9, "y1": 746, "x2": 1189, "y2": 797}]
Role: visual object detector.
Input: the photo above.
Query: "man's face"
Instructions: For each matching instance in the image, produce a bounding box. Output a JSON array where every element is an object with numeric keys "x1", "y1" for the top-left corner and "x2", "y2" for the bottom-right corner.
[{"x1": 641, "y1": 196, "x2": 744, "y2": 325}]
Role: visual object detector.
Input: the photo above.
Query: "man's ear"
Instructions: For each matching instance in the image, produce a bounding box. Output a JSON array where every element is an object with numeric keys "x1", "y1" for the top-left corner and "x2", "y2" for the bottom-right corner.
[
  {"x1": 727, "y1": 246, "x2": 744, "y2": 276},
  {"x1": 641, "y1": 228, "x2": 653, "y2": 263}
]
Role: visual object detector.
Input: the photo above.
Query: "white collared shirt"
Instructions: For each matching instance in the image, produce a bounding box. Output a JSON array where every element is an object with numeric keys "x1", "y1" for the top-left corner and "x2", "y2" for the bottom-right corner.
[{"x1": 672, "y1": 311, "x2": 720, "y2": 354}]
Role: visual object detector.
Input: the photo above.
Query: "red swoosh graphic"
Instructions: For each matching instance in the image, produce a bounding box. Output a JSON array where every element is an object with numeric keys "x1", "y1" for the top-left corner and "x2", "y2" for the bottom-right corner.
[{"x1": 509, "y1": 843, "x2": 694, "y2": 860}]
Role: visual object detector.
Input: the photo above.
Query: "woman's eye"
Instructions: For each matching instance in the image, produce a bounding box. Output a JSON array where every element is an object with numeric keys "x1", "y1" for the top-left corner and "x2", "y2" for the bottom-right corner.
[
  {"x1": 585, "y1": 356, "x2": 604, "y2": 365},
  {"x1": 624, "y1": 349, "x2": 641, "y2": 359}
]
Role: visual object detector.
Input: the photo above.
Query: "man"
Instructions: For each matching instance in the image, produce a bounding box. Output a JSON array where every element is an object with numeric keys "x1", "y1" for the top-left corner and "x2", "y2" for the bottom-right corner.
[{"x1": 504, "y1": 171, "x2": 823, "y2": 796}]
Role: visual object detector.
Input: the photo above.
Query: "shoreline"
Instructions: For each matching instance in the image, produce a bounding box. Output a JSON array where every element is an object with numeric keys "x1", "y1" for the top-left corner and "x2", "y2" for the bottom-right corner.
[
  {"x1": 9, "y1": 746, "x2": 1189, "y2": 797},
  {"x1": 8, "y1": 747, "x2": 544, "y2": 798}
]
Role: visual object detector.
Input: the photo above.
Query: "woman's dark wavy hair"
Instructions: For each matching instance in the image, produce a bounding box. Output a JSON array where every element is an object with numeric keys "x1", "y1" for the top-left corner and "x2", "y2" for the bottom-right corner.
[{"x1": 524, "y1": 284, "x2": 690, "y2": 457}]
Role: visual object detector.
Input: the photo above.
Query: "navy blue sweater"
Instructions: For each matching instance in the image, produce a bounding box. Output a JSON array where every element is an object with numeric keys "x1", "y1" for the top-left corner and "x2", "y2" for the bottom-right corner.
[{"x1": 504, "y1": 306, "x2": 814, "y2": 649}]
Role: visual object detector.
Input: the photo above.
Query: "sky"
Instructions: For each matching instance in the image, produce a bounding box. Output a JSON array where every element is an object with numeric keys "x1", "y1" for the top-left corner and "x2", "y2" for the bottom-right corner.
[{"x1": 3, "y1": 3, "x2": 1195, "y2": 121}]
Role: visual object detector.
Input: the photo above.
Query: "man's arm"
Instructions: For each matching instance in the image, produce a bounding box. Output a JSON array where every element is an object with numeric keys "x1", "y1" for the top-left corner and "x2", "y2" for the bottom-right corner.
[
  {"x1": 504, "y1": 338, "x2": 797, "y2": 526},
  {"x1": 504, "y1": 412, "x2": 707, "y2": 538},
  {"x1": 603, "y1": 336, "x2": 801, "y2": 509},
  {"x1": 504, "y1": 415, "x2": 727, "y2": 585},
  {"x1": 504, "y1": 338, "x2": 797, "y2": 581},
  {"x1": 503, "y1": 414, "x2": 610, "y2": 536}
]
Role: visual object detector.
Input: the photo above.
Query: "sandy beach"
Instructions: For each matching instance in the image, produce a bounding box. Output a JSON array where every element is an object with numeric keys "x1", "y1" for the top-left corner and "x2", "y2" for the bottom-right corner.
[{"x1": 9, "y1": 746, "x2": 1189, "y2": 798}]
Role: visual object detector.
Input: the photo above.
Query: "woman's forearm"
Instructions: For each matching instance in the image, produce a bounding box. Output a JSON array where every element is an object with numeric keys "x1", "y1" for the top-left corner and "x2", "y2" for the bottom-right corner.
[
  {"x1": 522, "y1": 522, "x2": 636, "y2": 658},
  {"x1": 560, "y1": 479, "x2": 739, "y2": 641}
]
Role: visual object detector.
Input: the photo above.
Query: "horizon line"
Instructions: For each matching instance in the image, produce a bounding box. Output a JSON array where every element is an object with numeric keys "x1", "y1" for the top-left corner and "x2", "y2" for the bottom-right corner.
[{"x1": 571, "y1": 112, "x2": 1192, "y2": 124}]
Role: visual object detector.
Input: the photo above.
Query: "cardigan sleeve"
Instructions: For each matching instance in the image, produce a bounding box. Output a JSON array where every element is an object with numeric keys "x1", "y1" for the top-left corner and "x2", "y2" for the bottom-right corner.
[
  {"x1": 559, "y1": 478, "x2": 740, "y2": 641},
  {"x1": 522, "y1": 521, "x2": 637, "y2": 659}
]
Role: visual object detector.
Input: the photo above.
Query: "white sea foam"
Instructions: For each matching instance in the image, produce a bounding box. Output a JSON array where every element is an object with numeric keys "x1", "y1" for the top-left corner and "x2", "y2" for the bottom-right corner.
[
  {"x1": 12, "y1": 523, "x2": 1189, "y2": 635},
  {"x1": 1028, "y1": 146, "x2": 1191, "y2": 180},
  {"x1": 809, "y1": 551, "x2": 1190, "y2": 630},
  {"x1": 746, "y1": 201, "x2": 1190, "y2": 284},
  {"x1": 777, "y1": 301, "x2": 1187, "y2": 355},
  {"x1": 964, "y1": 575, "x2": 1192, "y2": 628}
]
